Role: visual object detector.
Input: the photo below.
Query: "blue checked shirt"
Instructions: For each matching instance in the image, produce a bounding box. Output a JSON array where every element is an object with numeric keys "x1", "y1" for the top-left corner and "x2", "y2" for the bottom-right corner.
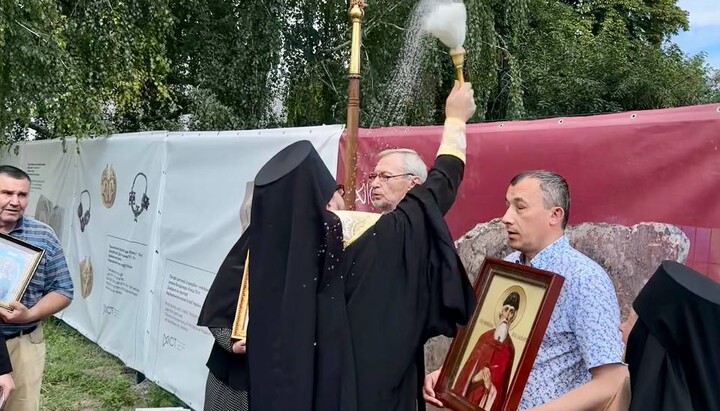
[
  {"x1": 505, "y1": 235, "x2": 624, "y2": 409},
  {"x1": 3, "y1": 216, "x2": 73, "y2": 335}
]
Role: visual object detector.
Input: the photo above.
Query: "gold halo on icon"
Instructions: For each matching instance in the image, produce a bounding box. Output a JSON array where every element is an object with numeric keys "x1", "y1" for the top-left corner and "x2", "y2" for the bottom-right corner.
[{"x1": 493, "y1": 285, "x2": 526, "y2": 331}]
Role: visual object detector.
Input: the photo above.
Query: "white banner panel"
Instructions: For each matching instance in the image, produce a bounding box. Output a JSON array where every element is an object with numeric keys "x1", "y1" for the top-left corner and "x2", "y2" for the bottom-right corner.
[
  {"x1": 21, "y1": 141, "x2": 77, "y2": 247},
  {"x1": 4, "y1": 126, "x2": 343, "y2": 410},
  {"x1": 71, "y1": 133, "x2": 166, "y2": 370},
  {"x1": 144, "y1": 126, "x2": 343, "y2": 409}
]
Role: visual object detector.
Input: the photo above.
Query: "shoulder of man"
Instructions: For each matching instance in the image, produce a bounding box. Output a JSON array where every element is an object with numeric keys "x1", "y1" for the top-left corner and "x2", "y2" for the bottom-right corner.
[
  {"x1": 557, "y1": 245, "x2": 618, "y2": 302},
  {"x1": 20, "y1": 216, "x2": 62, "y2": 243},
  {"x1": 542, "y1": 240, "x2": 604, "y2": 274},
  {"x1": 20, "y1": 215, "x2": 54, "y2": 232}
]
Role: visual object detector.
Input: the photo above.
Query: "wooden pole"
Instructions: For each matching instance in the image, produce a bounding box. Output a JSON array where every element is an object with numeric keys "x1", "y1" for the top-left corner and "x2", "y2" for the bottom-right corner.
[{"x1": 344, "y1": 0, "x2": 365, "y2": 210}]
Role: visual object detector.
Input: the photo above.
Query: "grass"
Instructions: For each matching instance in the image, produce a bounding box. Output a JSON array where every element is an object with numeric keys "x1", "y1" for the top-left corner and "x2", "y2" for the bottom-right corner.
[{"x1": 41, "y1": 317, "x2": 189, "y2": 411}]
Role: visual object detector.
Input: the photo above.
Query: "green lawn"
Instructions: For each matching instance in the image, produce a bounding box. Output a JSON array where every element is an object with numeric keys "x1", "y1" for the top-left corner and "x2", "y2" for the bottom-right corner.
[{"x1": 40, "y1": 317, "x2": 189, "y2": 411}]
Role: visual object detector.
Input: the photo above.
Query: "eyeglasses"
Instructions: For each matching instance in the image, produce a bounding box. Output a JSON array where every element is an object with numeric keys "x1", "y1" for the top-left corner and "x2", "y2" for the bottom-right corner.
[{"x1": 367, "y1": 172, "x2": 414, "y2": 183}]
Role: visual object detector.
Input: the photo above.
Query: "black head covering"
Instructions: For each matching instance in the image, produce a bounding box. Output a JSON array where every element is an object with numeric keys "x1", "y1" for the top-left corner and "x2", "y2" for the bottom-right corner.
[
  {"x1": 626, "y1": 260, "x2": 720, "y2": 411},
  {"x1": 503, "y1": 292, "x2": 520, "y2": 311},
  {"x1": 246, "y1": 140, "x2": 337, "y2": 411},
  {"x1": 196, "y1": 140, "x2": 336, "y2": 394}
]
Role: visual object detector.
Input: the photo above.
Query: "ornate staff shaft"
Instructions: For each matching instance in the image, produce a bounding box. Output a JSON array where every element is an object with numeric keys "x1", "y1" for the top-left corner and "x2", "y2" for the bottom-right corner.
[
  {"x1": 449, "y1": 46, "x2": 466, "y2": 84},
  {"x1": 343, "y1": 0, "x2": 365, "y2": 210}
]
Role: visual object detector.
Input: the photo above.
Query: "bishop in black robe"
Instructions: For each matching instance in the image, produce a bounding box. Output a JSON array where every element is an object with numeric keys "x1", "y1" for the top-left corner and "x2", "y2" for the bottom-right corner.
[{"x1": 314, "y1": 117, "x2": 477, "y2": 411}]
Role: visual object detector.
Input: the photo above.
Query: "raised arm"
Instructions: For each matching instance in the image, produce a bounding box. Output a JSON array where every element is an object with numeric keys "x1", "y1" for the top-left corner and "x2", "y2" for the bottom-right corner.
[{"x1": 423, "y1": 81, "x2": 476, "y2": 215}]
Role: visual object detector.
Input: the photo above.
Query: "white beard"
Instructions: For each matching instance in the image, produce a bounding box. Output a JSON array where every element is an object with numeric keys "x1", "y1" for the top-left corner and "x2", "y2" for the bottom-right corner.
[{"x1": 494, "y1": 321, "x2": 509, "y2": 342}]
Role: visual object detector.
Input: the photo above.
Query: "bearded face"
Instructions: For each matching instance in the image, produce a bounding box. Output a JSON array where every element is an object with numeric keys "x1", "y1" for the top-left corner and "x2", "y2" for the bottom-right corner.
[
  {"x1": 494, "y1": 304, "x2": 517, "y2": 342},
  {"x1": 101, "y1": 165, "x2": 117, "y2": 208}
]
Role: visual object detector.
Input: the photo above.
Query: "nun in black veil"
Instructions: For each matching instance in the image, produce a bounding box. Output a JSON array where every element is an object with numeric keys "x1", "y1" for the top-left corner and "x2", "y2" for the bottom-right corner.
[
  {"x1": 197, "y1": 140, "x2": 341, "y2": 411},
  {"x1": 624, "y1": 260, "x2": 720, "y2": 411}
]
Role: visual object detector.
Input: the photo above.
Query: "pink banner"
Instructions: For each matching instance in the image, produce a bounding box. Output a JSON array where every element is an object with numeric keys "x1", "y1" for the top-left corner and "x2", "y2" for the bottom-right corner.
[{"x1": 338, "y1": 103, "x2": 720, "y2": 281}]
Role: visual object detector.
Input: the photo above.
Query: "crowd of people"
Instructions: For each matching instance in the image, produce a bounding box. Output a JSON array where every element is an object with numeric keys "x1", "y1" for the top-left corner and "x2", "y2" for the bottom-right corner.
[
  {"x1": 196, "y1": 81, "x2": 719, "y2": 411},
  {"x1": 0, "y1": 81, "x2": 716, "y2": 411}
]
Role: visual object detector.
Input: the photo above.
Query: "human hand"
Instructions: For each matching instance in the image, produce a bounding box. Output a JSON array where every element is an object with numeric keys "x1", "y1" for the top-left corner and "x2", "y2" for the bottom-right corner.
[
  {"x1": 231, "y1": 339, "x2": 247, "y2": 354},
  {"x1": 445, "y1": 80, "x2": 476, "y2": 122},
  {"x1": 423, "y1": 368, "x2": 444, "y2": 408},
  {"x1": 481, "y1": 367, "x2": 492, "y2": 389},
  {"x1": 0, "y1": 373, "x2": 15, "y2": 405},
  {"x1": 0, "y1": 301, "x2": 32, "y2": 323}
]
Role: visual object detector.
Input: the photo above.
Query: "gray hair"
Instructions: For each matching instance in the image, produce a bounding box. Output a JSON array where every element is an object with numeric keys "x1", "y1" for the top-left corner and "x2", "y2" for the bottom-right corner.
[
  {"x1": 510, "y1": 170, "x2": 570, "y2": 229},
  {"x1": 377, "y1": 148, "x2": 428, "y2": 183}
]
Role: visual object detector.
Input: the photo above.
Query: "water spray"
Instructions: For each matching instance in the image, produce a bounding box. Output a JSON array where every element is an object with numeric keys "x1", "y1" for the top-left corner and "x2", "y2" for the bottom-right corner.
[{"x1": 423, "y1": 2, "x2": 467, "y2": 84}]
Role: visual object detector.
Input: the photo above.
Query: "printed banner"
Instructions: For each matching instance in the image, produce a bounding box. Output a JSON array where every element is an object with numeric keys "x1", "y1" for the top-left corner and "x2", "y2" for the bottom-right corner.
[
  {"x1": 144, "y1": 126, "x2": 343, "y2": 409},
  {"x1": 0, "y1": 126, "x2": 342, "y2": 409},
  {"x1": 72, "y1": 133, "x2": 165, "y2": 370},
  {"x1": 338, "y1": 103, "x2": 720, "y2": 281}
]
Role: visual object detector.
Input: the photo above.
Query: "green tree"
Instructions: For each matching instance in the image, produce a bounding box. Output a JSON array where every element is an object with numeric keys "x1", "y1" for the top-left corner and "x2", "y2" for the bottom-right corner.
[
  {"x1": 2, "y1": 0, "x2": 716, "y2": 146},
  {"x1": 0, "y1": 0, "x2": 173, "y2": 145},
  {"x1": 156, "y1": 0, "x2": 283, "y2": 131},
  {"x1": 521, "y1": 0, "x2": 710, "y2": 117}
]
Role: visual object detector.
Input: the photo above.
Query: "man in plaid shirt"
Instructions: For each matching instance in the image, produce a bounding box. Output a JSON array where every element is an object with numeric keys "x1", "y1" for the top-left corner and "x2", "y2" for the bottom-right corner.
[{"x1": 0, "y1": 165, "x2": 73, "y2": 411}]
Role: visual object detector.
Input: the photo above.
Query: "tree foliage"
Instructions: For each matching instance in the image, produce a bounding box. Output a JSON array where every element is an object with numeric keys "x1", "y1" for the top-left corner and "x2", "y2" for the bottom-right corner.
[
  {"x1": 0, "y1": 0, "x2": 717, "y2": 146},
  {"x1": 1, "y1": 0, "x2": 173, "y2": 142}
]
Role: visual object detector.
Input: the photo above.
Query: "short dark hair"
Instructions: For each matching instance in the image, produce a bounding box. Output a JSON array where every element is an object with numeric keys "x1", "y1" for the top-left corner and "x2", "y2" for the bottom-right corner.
[
  {"x1": 503, "y1": 292, "x2": 520, "y2": 311},
  {"x1": 510, "y1": 170, "x2": 570, "y2": 229},
  {"x1": 0, "y1": 165, "x2": 31, "y2": 183}
]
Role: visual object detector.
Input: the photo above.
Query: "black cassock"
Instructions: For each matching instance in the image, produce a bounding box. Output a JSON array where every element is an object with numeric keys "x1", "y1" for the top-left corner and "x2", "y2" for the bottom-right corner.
[
  {"x1": 0, "y1": 335, "x2": 9, "y2": 375},
  {"x1": 241, "y1": 147, "x2": 474, "y2": 411},
  {"x1": 626, "y1": 260, "x2": 720, "y2": 411},
  {"x1": 197, "y1": 231, "x2": 250, "y2": 397},
  {"x1": 199, "y1": 140, "x2": 339, "y2": 411},
  {"x1": 315, "y1": 155, "x2": 476, "y2": 411},
  {"x1": 244, "y1": 140, "x2": 340, "y2": 411}
]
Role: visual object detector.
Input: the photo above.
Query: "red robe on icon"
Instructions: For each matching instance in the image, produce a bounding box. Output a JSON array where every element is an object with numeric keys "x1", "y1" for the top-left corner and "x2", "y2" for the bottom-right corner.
[{"x1": 453, "y1": 328, "x2": 515, "y2": 411}]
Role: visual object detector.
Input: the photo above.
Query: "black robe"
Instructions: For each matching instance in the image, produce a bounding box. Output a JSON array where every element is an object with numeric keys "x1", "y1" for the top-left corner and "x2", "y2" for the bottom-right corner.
[
  {"x1": 0, "y1": 334, "x2": 10, "y2": 375},
  {"x1": 197, "y1": 230, "x2": 250, "y2": 391},
  {"x1": 197, "y1": 140, "x2": 338, "y2": 410},
  {"x1": 245, "y1": 140, "x2": 339, "y2": 411},
  {"x1": 625, "y1": 260, "x2": 720, "y2": 411},
  {"x1": 315, "y1": 155, "x2": 476, "y2": 411}
]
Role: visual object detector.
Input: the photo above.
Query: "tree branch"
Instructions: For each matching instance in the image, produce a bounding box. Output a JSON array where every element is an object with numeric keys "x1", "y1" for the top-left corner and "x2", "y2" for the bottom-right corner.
[{"x1": 27, "y1": 122, "x2": 54, "y2": 140}]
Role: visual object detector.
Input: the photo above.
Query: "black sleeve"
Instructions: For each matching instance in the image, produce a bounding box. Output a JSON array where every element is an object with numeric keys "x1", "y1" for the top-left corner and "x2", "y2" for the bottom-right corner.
[
  {"x1": 421, "y1": 155, "x2": 465, "y2": 216},
  {"x1": 0, "y1": 334, "x2": 11, "y2": 374}
]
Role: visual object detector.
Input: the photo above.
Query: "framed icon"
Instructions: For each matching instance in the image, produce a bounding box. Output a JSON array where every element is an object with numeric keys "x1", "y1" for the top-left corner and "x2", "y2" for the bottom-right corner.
[
  {"x1": 0, "y1": 233, "x2": 45, "y2": 310},
  {"x1": 435, "y1": 257, "x2": 564, "y2": 411}
]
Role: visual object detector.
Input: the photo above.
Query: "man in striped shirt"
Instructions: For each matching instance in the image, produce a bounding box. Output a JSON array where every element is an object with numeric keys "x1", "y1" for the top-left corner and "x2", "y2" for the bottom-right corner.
[{"x1": 0, "y1": 165, "x2": 73, "y2": 411}]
